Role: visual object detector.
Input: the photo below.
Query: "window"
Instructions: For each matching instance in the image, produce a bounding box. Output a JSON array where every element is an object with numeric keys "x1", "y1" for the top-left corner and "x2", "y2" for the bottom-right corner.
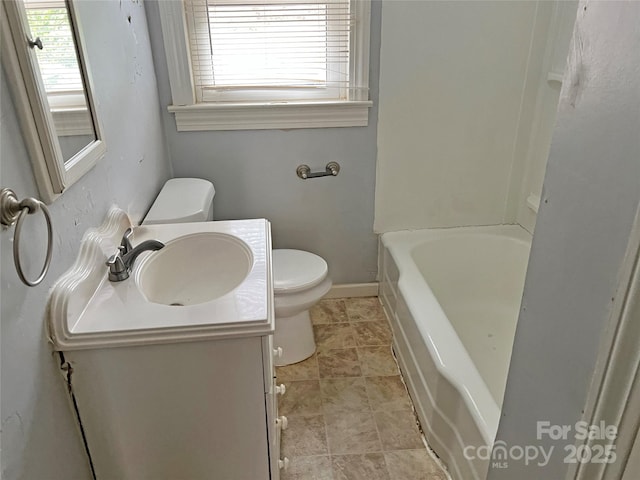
[
  {"x1": 24, "y1": 0, "x2": 93, "y2": 136},
  {"x1": 158, "y1": 0, "x2": 371, "y2": 130},
  {"x1": 25, "y1": 1, "x2": 82, "y2": 92}
]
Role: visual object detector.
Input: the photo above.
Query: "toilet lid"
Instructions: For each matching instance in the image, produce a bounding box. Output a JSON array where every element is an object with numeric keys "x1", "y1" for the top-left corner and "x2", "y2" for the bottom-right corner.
[{"x1": 272, "y1": 249, "x2": 328, "y2": 294}]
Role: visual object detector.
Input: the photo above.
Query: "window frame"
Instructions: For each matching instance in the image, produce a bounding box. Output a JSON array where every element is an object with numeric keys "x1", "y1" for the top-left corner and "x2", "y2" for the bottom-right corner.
[{"x1": 158, "y1": 0, "x2": 372, "y2": 131}]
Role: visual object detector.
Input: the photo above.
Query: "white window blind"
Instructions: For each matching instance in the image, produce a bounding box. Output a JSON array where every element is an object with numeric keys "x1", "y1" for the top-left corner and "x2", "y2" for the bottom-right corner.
[
  {"x1": 24, "y1": 0, "x2": 83, "y2": 95},
  {"x1": 184, "y1": 0, "x2": 351, "y2": 103}
]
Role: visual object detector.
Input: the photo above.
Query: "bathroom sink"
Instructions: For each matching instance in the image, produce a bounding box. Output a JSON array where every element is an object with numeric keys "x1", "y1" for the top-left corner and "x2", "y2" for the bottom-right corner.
[{"x1": 135, "y1": 232, "x2": 254, "y2": 306}]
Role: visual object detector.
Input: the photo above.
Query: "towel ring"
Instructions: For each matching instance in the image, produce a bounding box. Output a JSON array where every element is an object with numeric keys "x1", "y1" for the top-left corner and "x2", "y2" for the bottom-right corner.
[{"x1": 1, "y1": 188, "x2": 53, "y2": 287}]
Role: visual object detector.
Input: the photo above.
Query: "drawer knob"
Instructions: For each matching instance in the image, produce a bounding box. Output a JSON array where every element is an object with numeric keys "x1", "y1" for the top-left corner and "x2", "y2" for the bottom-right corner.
[
  {"x1": 278, "y1": 457, "x2": 290, "y2": 470},
  {"x1": 276, "y1": 415, "x2": 288, "y2": 430},
  {"x1": 274, "y1": 384, "x2": 286, "y2": 395},
  {"x1": 273, "y1": 347, "x2": 283, "y2": 358}
]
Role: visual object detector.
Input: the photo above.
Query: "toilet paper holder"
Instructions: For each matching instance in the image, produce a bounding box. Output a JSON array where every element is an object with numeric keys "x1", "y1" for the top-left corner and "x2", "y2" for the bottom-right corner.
[{"x1": 296, "y1": 162, "x2": 340, "y2": 180}]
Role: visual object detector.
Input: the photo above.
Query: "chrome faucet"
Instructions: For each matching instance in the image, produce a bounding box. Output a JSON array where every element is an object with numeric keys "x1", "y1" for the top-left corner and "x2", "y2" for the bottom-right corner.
[{"x1": 106, "y1": 228, "x2": 165, "y2": 282}]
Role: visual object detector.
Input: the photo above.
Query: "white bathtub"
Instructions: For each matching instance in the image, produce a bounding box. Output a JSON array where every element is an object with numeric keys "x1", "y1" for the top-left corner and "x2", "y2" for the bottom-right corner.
[{"x1": 379, "y1": 225, "x2": 531, "y2": 480}]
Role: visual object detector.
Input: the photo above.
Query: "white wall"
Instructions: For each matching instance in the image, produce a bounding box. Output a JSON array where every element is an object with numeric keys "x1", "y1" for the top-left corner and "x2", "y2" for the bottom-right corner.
[
  {"x1": 0, "y1": 1, "x2": 172, "y2": 478},
  {"x1": 490, "y1": 1, "x2": 640, "y2": 477},
  {"x1": 144, "y1": 1, "x2": 382, "y2": 285},
  {"x1": 374, "y1": 1, "x2": 553, "y2": 232}
]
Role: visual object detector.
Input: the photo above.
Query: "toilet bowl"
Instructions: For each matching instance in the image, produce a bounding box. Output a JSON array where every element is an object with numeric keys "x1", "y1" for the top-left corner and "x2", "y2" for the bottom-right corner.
[
  {"x1": 272, "y1": 249, "x2": 331, "y2": 366},
  {"x1": 143, "y1": 178, "x2": 331, "y2": 366}
]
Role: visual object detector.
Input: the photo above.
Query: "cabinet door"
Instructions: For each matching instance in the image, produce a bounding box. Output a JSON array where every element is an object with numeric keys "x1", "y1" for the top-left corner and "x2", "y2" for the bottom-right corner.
[{"x1": 67, "y1": 338, "x2": 271, "y2": 479}]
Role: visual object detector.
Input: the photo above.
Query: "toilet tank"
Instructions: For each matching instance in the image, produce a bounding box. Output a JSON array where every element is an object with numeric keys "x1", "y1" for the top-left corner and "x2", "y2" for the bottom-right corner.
[{"x1": 143, "y1": 178, "x2": 215, "y2": 225}]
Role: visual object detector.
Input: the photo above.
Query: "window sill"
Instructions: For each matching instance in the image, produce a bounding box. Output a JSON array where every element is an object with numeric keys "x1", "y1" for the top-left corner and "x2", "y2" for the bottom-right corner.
[{"x1": 167, "y1": 101, "x2": 373, "y2": 131}]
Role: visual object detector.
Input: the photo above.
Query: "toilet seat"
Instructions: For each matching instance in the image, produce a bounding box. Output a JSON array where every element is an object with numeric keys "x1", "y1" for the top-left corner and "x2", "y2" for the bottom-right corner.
[{"x1": 272, "y1": 249, "x2": 328, "y2": 294}]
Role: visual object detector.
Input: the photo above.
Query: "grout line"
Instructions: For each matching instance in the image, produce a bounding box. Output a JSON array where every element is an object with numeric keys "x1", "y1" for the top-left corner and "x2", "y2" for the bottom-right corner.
[
  {"x1": 364, "y1": 362, "x2": 389, "y2": 462},
  {"x1": 282, "y1": 454, "x2": 331, "y2": 458},
  {"x1": 319, "y1": 385, "x2": 332, "y2": 462}
]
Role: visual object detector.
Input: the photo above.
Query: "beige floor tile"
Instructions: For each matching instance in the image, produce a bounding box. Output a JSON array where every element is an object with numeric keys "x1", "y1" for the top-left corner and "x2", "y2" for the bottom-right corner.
[
  {"x1": 277, "y1": 354, "x2": 320, "y2": 382},
  {"x1": 374, "y1": 410, "x2": 424, "y2": 451},
  {"x1": 352, "y1": 321, "x2": 393, "y2": 347},
  {"x1": 312, "y1": 299, "x2": 349, "y2": 324},
  {"x1": 281, "y1": 414, "x2": 328, "y2": 457},
  {"x1": 384, "y1": 450, "x2": 448, "y2": 480},
  {"x1": 318, "y1": 348, "x2": 362, "y2": 378},
  {"x1": 314, "y1": 324, "x2": 357, "y2": 351},
  {"x1": 279, "y1": 380, "x2": 323, "y2": 416},
  {"x1": 281, "y1": 455, "x2": 334, "y2": 480},
  {"x1": 320, "y1": 377, "x2": 370, "y2": 414},
  {"x1": 345, "y1": 297, "x2": 387, "y2": 322},
  {"x1": 365, "y1": 376, "x2": 411, "y2": 412},
  {"x1": 331, "y1": 453, "x2": 390, "y2": 480},
  {"x1": 280, "y1": 298, "x2": 447, "y2": 480},
  {"x1": 358, "y1": 346, "x2": 399, "y2": 376},
  {"x1": 325, "y1": 411, "x2": 382, "y2": 454}
]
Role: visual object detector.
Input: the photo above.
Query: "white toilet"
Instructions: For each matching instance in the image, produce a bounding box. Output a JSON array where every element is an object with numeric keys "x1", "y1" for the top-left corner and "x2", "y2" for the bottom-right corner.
[{"x1": 143, "y1": 178, "x2": 330, "y2": 366}]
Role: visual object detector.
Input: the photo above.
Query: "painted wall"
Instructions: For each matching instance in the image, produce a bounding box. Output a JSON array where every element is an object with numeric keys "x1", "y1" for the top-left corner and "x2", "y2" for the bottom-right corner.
[
  {"x1": 374, "y1": 1, "x2": 552, "y2": 232},
  {"x1": 490, "y1": 1, "x2": 640, "y2": 477},
  {"x1": 0, "y1": 1, "x2": 171, "y2": 478},
  {"x1": 144, "y1": 0, "x2": 382, "y2": 285}
]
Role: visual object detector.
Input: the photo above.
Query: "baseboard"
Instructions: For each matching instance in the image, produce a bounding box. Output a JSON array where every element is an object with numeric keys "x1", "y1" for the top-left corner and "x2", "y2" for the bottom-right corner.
[{"x1": 324, "y1": 283, "x2": 379, "y2": 299}]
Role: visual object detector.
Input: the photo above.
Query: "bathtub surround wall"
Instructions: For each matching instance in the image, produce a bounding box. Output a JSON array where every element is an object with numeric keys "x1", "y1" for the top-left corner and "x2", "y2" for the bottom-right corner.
[
  {"x1": 512, "y1": 1, "x2": 578, "y2": 233},
  {"x1": 490, "y1": 1, "x2": 640, "y2": 478},
  {"x1": 0, "y1": 1, "x2": 171, "y2": 478},
  {"x1": 143, "y1": 1, "x2": 382, "y2": 285},
  {"x1": 374, "y1": 1, "x2": 571, "y2": 233}
]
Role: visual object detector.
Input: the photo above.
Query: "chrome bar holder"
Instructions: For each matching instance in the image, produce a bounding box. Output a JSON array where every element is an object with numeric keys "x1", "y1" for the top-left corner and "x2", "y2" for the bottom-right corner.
[{"x1": 296, "y1": 162, "x2": 340, "y2": 180}]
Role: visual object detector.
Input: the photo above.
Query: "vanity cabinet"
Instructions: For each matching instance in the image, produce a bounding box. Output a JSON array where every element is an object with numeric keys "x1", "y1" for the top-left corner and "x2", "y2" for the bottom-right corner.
[
  {"x1": 47, "y1": 213, "x2": 280, "y2": 479},
  {"x1": 63, "y1": 333, "x2": 285, "y2": 480}
]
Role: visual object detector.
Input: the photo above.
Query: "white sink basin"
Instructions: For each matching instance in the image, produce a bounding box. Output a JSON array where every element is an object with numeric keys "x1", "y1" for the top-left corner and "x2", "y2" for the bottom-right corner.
[{"x1": 136, "y1": 232, "x2": 253, "y2": 306}]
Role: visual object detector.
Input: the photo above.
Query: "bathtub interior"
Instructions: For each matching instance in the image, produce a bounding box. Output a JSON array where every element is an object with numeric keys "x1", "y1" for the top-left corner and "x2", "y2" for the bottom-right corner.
[{"x1": 410, "y1": 233, "x2": 531, "y2": 405}]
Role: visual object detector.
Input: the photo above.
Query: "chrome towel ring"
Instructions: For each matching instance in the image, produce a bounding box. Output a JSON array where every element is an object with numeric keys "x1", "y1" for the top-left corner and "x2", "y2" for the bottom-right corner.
[{"x1": 1, "y1": 188, "x2": 53, "y2": 287}]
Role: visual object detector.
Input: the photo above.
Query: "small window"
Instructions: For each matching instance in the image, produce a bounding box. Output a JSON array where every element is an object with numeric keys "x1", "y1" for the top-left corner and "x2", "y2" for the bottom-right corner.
[
  {"x1": 159, "y1": 0, "x2": 371, "y2": 130},
  {"x1": 186, "y1": 0, "x2": 352, "y2": 103},
  {"x1": 24, "y1": 0, "x2": 83, "y2": 95},
  {"x1": 24, "y1": 0, "x2": 93, "y2": 136}
]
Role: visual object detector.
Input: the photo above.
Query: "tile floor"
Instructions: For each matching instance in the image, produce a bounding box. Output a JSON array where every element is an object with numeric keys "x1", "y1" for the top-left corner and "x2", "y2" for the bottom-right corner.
[{"x1": 276, "y1": 297, "x2": 449, "y2": 480}]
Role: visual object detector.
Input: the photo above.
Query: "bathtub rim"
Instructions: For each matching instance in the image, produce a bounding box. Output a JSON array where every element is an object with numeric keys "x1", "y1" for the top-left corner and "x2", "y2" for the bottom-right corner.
[{"x1": 381, "y1": 224, "x2": 532, "y2": 445}]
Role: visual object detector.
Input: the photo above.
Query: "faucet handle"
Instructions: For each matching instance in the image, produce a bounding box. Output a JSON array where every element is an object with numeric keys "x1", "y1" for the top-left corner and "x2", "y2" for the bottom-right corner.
[
  {"x1": 106, "y1": 249, "x2": 129, "y2": 282},
  {"x1": 120, "y1": 227, "x2": 133, "y2": 255}
]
